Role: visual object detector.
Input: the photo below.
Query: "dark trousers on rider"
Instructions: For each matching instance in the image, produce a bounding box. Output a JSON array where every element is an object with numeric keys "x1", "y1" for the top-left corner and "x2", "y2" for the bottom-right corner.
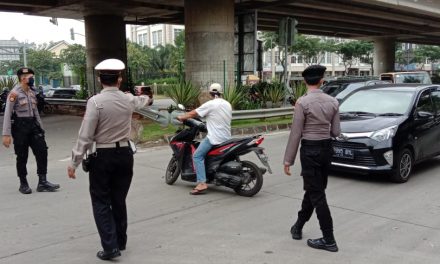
[
  {"x1": 296, "y1": 139, "x2": 334, "y2": 240},
  {"x1": 89, "y1": 147, "x2": 133, "y2": 251},
  {"x1": 11, "y1": 117, "x2": 48, "y2": 178}
]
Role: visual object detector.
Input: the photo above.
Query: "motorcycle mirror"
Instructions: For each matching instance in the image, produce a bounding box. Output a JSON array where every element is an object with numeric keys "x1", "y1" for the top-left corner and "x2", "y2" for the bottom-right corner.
[{"x1": 177, "y1": 104, "x2": 185, "y2": 110}]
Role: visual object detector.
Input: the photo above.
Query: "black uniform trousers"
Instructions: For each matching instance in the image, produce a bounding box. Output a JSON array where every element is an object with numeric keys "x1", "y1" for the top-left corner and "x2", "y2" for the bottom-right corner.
[
  {"x1": 11, "y1": 117, "x2": 48, "y2": 178},
  {"x1": 89, "y1": 146, "x2": 133, "y2": 251},
  {"x1": 297, "y1": 139, "x2": 334, "y2": 238}
]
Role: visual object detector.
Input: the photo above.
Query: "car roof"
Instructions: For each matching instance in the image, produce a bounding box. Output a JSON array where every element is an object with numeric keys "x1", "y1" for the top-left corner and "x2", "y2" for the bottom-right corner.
[
  {"x1": 351, "y1": 83, "x2": 437, "y2": 92},
  {"x1": 49, "y1": 88, "x2": 76, "y2": 90},
  {"x1": 380, "y1": 71, "x2": 428, "y2": 74}
]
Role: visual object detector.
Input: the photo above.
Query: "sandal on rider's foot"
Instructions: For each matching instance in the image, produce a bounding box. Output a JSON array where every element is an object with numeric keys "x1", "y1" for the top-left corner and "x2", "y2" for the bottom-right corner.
[{"x1": 190, "y1": 187, "x2": 207, "y2": 195}]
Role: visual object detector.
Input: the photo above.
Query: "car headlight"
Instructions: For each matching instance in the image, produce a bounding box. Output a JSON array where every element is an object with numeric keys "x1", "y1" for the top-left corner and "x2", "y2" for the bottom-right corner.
[{"x1": 369, "y1": 125, "x2": 397, "y2": 142}]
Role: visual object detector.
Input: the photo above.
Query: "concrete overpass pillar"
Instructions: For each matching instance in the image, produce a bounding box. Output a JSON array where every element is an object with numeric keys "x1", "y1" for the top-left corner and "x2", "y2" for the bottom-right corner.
[
  {"x1": 373, "y1": 38, "x2": 396, "y2": 75},
  {"x1": 84, "y1": 15, "x2": 127, "y2": 94},
  {"x1": 184, "y1": 0, "x2": 234, "y2": 90}
]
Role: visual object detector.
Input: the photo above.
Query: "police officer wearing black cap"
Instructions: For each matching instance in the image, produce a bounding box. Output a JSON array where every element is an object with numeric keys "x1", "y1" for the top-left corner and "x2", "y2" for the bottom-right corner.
[
  {"x1": 2, "y1": 67, "x2": 60, "y2": 194},
  {"x1": 283, "y1": 65, "x2": 341, "y2": 252},
  {"x1": 68, "y1": 58, "x2": 152, "y2": 260}
]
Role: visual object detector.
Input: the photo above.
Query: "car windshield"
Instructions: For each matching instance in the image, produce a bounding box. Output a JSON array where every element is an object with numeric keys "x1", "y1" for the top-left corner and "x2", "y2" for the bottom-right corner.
[
  {"x1": 395, "y1": 73, "x2": 430, "y2": 84},
  {"x1": 340, "y1": 89, "x2": 414, "y2": 115},
  {"x1": 335, "y1": 83, "x2": 365, "y2": 99},
  {"x1": 322, "y1": 83, "x2": 349, "y2": 97}
]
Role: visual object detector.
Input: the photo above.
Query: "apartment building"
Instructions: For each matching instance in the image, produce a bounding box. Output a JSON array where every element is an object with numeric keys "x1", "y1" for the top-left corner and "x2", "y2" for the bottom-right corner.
[{"x1": 129, "y1": 24, "x2": 184, "y2": 47}]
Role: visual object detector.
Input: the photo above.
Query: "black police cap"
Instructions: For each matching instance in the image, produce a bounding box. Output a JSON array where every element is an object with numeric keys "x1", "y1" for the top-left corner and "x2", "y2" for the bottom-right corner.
[
  {"x1": 17, "y1": 67, "x2": 35, "y2": 77},
  {"x1": 302, "y1": 65, "x2": 326, "y2": 78}
]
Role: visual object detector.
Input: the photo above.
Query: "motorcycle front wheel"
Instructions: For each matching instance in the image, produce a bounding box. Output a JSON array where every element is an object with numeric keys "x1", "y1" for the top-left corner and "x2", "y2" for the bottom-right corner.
[
  {"x1": 165, "y1": 156, "x2": 180, "y2": 185},
  {"x1": 234, "y1": 160, "x2": 263, "y2": 197}
]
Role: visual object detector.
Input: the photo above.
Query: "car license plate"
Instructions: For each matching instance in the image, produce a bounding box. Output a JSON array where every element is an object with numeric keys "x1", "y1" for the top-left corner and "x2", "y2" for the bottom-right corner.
[{"x1": 333, "y1": 147, "x2": 354, "y2": 159}]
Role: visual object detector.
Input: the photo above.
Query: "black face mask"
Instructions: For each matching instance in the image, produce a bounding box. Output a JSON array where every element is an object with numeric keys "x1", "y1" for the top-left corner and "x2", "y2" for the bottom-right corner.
[{"x1": 27, "y1": 77, "x2": 35, "y2": 87}]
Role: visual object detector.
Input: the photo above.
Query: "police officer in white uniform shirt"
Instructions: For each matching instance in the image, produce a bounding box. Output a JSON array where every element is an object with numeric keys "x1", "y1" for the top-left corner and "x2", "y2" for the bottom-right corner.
[{"x1": 67, "y1": 59, "x2": 152, "y2": 260}]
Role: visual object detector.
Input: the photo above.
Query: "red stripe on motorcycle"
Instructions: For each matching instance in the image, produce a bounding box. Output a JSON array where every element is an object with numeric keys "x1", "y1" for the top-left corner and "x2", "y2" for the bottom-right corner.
[{"x1": 208, "y1": 143, "x2": 237, "y2": 156}]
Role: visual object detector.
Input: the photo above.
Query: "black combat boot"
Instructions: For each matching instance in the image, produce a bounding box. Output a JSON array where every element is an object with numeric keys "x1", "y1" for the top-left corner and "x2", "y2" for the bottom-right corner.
[
  {"x1": 290, "y1": 222, "x2": 303, "y2": 240},
  {"x1": 19, "y1": 177, "x2": 32, "y2": 194},
  {"x1": 36, "y1": 174, "x2": 60, "y2": 192},
  {"x1": 307, "y1": 236, "x2": 338, "y2": 252}
]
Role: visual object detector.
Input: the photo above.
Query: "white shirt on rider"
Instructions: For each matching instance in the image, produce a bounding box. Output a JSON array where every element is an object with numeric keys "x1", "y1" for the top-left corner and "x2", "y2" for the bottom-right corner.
[{"x1": 196, "y1": 97, "x2": 232, "y2": 145}]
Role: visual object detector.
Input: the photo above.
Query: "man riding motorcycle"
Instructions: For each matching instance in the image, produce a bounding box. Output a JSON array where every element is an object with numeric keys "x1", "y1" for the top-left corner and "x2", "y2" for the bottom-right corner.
[{"x1": 177, "y1": 83, "x2": 232, "y2": 195}]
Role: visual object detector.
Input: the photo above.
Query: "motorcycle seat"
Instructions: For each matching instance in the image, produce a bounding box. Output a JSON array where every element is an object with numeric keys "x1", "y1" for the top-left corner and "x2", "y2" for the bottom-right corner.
[{"x1": 211, "y1": 137, "x2": 250, "y2": 149}]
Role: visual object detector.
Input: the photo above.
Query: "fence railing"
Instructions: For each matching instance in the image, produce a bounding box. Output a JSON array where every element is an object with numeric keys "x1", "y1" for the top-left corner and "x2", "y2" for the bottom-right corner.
[{"x1": 44, "y1": 98, "x2": 294, "y2": 121}]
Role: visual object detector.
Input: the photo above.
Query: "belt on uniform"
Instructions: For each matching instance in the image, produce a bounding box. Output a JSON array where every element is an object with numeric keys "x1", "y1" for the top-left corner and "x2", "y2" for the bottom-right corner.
[
  {"x1": 96, "y1": 141, "x2": 129, "y2": 149},
  {"x1": 301, "y1": 138, "x2": 331, "y2": 147}
]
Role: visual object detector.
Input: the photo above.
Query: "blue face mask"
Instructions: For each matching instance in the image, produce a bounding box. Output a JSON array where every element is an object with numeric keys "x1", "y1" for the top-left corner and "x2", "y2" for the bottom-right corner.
[{"x1": 28, "y1": 77, "x2": 34, "y2": 87}]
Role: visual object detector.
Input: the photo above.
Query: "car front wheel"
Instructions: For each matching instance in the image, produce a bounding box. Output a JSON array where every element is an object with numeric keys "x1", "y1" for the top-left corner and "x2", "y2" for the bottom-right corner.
[{"x1": 390, "y1": 148, "x2": 413, "y2": 183}]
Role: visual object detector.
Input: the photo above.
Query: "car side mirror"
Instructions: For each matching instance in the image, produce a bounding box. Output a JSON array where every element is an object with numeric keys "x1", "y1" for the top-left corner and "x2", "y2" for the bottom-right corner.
[{"x1": 416, "y1": 111, "x2": 434, "y2": 119}]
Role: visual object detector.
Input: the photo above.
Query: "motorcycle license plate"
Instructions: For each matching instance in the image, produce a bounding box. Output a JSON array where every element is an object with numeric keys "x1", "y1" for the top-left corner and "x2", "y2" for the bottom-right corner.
[{"x1": 256, "y1": 149, "x2": 272, "y2": 174}]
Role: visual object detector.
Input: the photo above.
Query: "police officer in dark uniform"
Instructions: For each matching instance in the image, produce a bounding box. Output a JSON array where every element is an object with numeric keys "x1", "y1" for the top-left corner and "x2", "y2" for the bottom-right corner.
[
  {"x1": 2, "y1": 67, "x2": 60, "y2": 194},
  {"x1": 283, "y1": 65, "x2": 341, "y2": 252},
  {"x1": 68, "y1": 59, "x2": 151, "y2": 260}
]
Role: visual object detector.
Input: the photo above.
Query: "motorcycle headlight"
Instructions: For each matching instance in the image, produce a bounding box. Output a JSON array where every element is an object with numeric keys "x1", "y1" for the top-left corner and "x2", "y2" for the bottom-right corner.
[{"x1": 369, "y1": 125, "x2": 397, "y2": 142}]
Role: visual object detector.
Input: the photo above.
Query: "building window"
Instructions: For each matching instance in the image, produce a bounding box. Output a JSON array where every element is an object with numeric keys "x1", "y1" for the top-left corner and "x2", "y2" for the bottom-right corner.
[
  {"x1": 138, "y1": 33, "x2": 147, "y2": 46},
  {"x1": 326, "y1": 52, "x2": 332, "y2": 64},
  {"x1": 174, "y1": 28, "x2": 183, "y2": 42},
  {"x1": 152, "y1": 30, "x2": 163, "y2": 47},
  {"x1": 291, "y1": 56, "x2": 296, "y2": 63},
  {"x1": 138, "y1": 34, "x2": 144, "y2": 46}
]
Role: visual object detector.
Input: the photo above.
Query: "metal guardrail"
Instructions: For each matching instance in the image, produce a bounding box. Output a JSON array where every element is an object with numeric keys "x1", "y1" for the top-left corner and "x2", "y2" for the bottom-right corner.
[
  {"x1": 44, "y1": 98, "x2": 294, "y2": 121},
  {"x1": 232, "y1": 107, "x2": 293, "y2": 120},
  {"x1": 45, "y1": 98, "x2": 87, "y2": 106}
]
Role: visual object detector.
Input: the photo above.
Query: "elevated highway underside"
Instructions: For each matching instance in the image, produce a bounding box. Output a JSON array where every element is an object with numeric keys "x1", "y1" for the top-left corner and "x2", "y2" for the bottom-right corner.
[{"x1": 1, "y1": 0, "x2": 440, "y2": 44}]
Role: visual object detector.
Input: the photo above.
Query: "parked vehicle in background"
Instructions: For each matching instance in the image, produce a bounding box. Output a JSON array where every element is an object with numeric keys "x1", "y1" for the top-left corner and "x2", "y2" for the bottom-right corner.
[
  {"x1": 321, "y1": 79, "x2": 390, "y2": 102},
  {"x1": 0, "y1": 87, "x2": 9, "y2": 113},
  {"x1": 45, "y1": 88, "x2": 77, "y2": 99},
  {"x1": 331, "y1": 84, "x2": 440, "y2": 183},
  {"x1": 69, "y1": 85, "x2": 81, "y2": 90},
  {"x1": 380, "y1": 71, "x2": 432, "y2": 84}
]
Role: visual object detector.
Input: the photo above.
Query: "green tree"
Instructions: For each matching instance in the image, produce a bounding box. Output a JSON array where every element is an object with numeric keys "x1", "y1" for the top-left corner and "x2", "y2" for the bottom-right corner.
[
  {"x1": 149, "y1": 44, "x2": 174, "y2": 75},
  {"x1": 414, "y1": 45, "x2": 440, "y2": 62},
  {"x1": 0, "y1": 60, "x2": 22, "y2": 76},
  {"x1": 290, "y1": 35, "x2": 336, "y2": 65},
  {"x1": 60, "y1": 44, "x2": 87, "y2": 89},
  {"x1": 336, "y1": 40, "x2": 373, "y2": 75},
  {"x1": 27, "y1": 48, "x2": 62, "y2": 85},
  {"x1": 170, "y1": 30, "x2": 185, "y2": 78},
  {"x1": 127, "y1": 41, "x2": 150, "y2": 83}
]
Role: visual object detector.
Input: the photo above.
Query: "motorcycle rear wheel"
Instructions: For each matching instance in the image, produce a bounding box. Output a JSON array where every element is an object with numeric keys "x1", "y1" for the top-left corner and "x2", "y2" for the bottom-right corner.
[
  {"x1": 234, "y1": 160, "x2": 263, "y2": 197},
  {"x1": 165, "y1": 156, "x2": 180, "y2": 185}
]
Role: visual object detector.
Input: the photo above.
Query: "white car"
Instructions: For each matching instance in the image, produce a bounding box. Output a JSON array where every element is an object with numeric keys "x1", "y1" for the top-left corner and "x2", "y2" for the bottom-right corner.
[{"x1": 70, "y1": 85, "x2": 81, "y2": 90}]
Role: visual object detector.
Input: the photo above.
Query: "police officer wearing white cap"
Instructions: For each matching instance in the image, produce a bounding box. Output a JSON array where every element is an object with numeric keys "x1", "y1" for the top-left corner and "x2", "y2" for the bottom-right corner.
[
  {"x1": 67, "y1": 58, "x2": 152, "y2": 260},
  {"x1": 177, "y1": 83, "x2": 232, "y2": 195}
]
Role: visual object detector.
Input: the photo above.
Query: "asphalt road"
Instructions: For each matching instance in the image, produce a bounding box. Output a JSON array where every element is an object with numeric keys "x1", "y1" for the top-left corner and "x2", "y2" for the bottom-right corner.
[{"x1": 0, "y1": 114, "x2": 439, "y2": 264}]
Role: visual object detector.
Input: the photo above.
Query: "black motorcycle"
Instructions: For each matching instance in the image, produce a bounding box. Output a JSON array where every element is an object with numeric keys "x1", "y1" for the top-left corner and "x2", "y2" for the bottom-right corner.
[
  {"x1": 0, "y1": 88, "x2": 9, "y2": 113},
  {"x1": 35, "y1": 88, "x2": 47, "y2": 114},
  {"x1": 165, "y1": 117, "x2": 272, "y2": 197}
]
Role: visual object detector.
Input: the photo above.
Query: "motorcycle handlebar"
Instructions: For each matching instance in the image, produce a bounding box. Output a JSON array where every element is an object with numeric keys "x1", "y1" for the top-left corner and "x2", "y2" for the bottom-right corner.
[{"x1": 183, "y1": 118, "x2": 207, "y2": 132}]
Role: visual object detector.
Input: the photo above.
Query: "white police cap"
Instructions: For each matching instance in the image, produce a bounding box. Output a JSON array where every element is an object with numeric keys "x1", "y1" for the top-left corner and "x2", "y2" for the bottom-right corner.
[
  {"x1": 95, "y1": 58, "x2": 125, "y2": 71},
  {"x1": 209, "y1": 83, "x2": 223, "y2": 94}
]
